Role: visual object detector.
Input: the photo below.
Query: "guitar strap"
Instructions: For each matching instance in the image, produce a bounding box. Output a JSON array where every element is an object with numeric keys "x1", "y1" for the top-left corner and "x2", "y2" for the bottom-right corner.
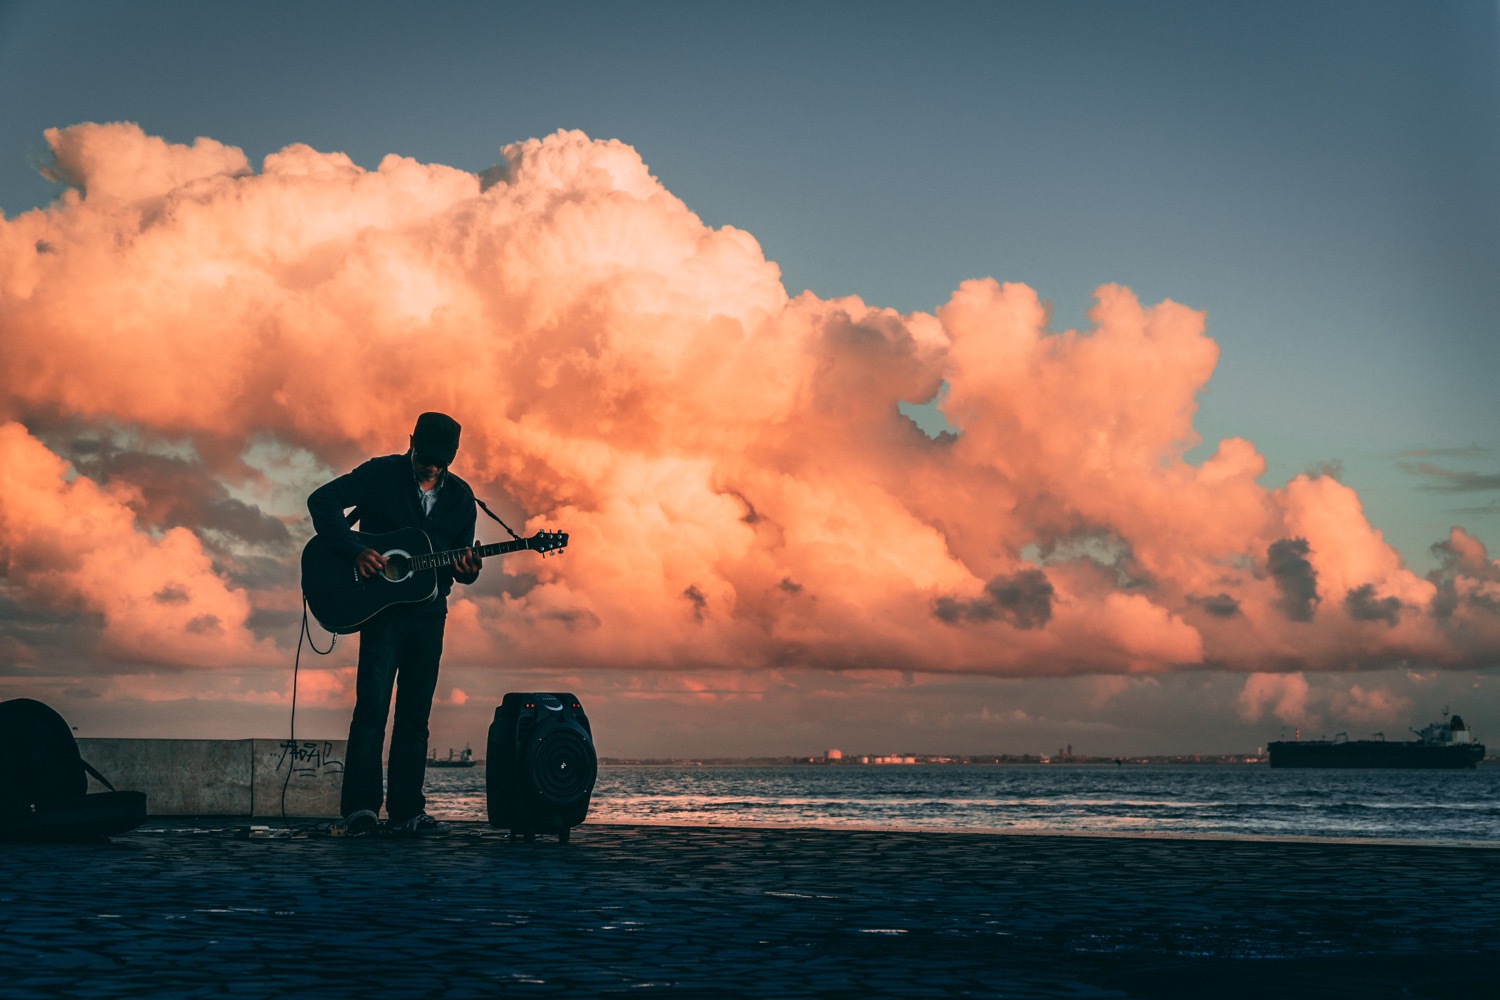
[
  {"x1": 473, "y1": 495, "x2": 523, "y2": 542},
  {"x1": 342, "y1": 493, "x2": 524, "y2": 542}
]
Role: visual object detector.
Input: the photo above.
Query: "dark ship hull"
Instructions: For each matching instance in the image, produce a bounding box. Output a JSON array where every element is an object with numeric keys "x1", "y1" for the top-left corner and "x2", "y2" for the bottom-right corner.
[
  {"x1": 1268, "y1": 740, "x2": 1485, "y2": 769},
  {"x1": 428, "y1": 747, "x2": 476, "y2": 767},
  {"x1": 1270, "y1": 712, "x2": 1486, "y2": 769}
]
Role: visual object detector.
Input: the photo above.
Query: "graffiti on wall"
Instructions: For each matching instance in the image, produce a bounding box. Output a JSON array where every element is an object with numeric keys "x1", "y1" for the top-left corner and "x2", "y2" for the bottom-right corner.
[{"x1": 275, "y1": 740, "x2": 345, "y2": 777}]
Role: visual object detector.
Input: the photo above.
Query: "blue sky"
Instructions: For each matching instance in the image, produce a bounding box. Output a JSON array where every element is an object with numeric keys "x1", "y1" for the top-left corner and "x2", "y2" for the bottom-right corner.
[
  {"x1": 4, "y1": 0, "x2": 1494, "y2": 571},
  {"x1": 1, "y1": 2, "x2": 1497, "y2": 755}
]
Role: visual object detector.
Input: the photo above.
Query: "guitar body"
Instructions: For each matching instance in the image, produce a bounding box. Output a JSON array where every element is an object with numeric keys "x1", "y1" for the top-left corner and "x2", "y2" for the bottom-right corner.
[
  {"x1": 301, "y1": 526, "x2": 568, "y2": 635},
  {"x1": 301, "y1": 528, "x2": 440, "y2": 634}
]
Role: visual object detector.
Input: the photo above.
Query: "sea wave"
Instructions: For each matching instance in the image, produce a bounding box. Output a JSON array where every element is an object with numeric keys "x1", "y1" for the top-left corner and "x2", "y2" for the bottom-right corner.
[{"x1": 424, "y1": 763, "x2": 1500, "y2": 842}]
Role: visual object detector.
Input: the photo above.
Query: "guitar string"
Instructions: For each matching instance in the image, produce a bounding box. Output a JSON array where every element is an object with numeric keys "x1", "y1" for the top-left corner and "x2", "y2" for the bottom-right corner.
[{"x1": 408, "y1": 532, "x2": 561, "y2": 572}]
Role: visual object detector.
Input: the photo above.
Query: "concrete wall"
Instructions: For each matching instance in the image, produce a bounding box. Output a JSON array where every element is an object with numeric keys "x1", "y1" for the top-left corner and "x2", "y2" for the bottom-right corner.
[{"x1": 77, "y1": 738, "x2": 345, "y2": 818}]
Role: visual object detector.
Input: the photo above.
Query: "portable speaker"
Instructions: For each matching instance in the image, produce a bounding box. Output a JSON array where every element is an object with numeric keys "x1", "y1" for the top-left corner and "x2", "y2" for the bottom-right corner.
[{"x1": 486, "y1": 692, "x2": 597, "y2": 842}]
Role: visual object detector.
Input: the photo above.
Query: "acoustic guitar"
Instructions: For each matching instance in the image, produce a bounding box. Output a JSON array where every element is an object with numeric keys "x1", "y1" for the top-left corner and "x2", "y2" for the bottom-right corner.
[{"x1": 301, "y1": 527, "x2": 568, "y2": 634}]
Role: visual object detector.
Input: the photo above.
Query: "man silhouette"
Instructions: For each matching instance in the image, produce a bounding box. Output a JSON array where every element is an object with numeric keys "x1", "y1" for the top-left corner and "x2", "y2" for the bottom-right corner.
[{"x1": 308, "y1": 412, "x2": 481, "y2": 836}]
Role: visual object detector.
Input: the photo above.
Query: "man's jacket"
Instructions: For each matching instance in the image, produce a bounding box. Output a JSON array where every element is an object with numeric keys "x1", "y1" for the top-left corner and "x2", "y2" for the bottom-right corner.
[{"x1": 307, "y1": 453, "x2": 479, "y2": 615}]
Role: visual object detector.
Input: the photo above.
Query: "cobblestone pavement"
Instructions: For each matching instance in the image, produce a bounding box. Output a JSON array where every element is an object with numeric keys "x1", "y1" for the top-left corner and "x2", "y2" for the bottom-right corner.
[{"x1": 2, "y1": 821, "x2": 1498, "y2": 998}]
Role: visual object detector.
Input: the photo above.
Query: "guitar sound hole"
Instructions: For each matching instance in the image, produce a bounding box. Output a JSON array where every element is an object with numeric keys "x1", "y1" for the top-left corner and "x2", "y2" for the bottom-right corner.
[{"x1": 382, "y1": 555, "x2": 411, "y2": 581}]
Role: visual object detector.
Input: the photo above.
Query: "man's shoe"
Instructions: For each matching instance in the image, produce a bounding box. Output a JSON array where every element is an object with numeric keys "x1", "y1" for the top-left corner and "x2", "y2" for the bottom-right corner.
[
  {"x1": 387, "y1": 812, "x2": 451, "y2": 838},
  {"x1": 332, "y1": 809, "x2": 380, "y2": 838}
]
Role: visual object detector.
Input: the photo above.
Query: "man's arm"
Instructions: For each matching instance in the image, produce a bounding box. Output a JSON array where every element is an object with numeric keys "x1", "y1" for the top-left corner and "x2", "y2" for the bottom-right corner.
[{"x1": 308, "y1": 464, "x2": 373, "y2": 564}]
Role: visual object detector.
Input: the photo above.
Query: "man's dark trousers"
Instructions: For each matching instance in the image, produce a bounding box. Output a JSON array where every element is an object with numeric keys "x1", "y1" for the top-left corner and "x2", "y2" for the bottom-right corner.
[{"x1": 340, "y1": 604, "x2": 446, "y2": 822}]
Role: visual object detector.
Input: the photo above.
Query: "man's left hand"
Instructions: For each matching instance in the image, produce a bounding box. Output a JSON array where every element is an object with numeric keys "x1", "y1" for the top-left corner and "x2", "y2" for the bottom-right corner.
[{"x1": 455, "y1": 543, "x2": 482, "y2": 575}]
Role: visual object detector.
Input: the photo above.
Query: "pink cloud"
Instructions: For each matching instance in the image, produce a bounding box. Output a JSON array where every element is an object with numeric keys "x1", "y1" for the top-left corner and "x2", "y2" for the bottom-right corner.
[
  {"x1": 1331, "y1": 684, "x2": 1411, "y2": 727},
  {"x1": 1238, "y1": 672, "x2": 1312, "y2": 725},
  {"x1": 0, "y1": 422, "x2": 276, "y2": 668},
  {"x1": 0, "y1": 122, "x2": 1493, "y2": 698}
]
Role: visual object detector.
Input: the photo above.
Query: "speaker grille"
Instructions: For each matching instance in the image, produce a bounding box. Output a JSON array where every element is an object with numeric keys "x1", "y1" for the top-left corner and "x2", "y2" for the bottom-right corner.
[{"x1": 526, "y1": 725, "x2": 597, "y2": 807}]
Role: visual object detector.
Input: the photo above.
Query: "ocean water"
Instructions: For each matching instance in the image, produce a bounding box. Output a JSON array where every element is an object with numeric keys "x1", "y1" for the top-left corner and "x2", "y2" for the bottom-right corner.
[{"x1": 425, "y1": 763, "x2": 1500, "y2": 843}]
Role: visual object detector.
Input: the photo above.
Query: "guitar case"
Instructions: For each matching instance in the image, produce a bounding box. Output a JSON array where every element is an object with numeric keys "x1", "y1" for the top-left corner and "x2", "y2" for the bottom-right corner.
[
  {"x1": 0, "y1": 699, "x2": 147, "y2": 842},
  {"x1": 486, "y1": 693, "x2": 597, "y2": 842},
  {"x1": 1, "y1": 791, "x2": 149, "y2": 843}
]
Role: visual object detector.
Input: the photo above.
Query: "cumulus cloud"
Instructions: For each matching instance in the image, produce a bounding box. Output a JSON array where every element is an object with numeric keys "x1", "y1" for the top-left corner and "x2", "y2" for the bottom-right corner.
[
  {"x1": 0, "y1": 421, "x2": 275, "y2": 667},
  {"x1": 1191, "y1": 593, "x2": 1240, "y2": 618},
  {"x1": 1428, "y1": 527, "x2": 1500, "y2": 628},
  {"x1": 1238, "y1": 672, "x2": 1421, "y2": 735},
  {"x1": 1238, "y1": 672, "x2": 1312, "y2": 725},
  {"x1": 933, "y1": 568, "x2": 1054, "y2": 629},
  {"x1": 1331, "y1": 683, "x2": 1410, "y2": 727},
  {"x1": 1344, "y1": 584, "x2": 1402, "y2": 626},
  {"x1": 0, "y1": 122, "x2": 1494, "y2": 692},
  {"x1": 1267, "y1": 538, "x2": 1320, "y2": 622}
]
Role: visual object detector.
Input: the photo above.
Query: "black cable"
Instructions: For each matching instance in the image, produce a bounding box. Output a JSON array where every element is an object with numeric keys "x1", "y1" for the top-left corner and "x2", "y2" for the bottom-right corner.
[{"x1": 279, "y1": 600, "x2": 337, "y2": 831}]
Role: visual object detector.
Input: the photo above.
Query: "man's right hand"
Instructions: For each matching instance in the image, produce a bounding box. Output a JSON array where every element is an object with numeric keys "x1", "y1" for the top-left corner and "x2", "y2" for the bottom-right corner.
[{"x1": 355, "y1": 547, "x2": 388, "y2": 578}]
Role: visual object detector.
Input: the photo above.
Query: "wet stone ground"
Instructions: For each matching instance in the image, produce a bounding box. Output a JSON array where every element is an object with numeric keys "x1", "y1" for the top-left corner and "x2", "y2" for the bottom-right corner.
[{"x1": 1, "y1": 821, "x2": 1497, "y2": 998}]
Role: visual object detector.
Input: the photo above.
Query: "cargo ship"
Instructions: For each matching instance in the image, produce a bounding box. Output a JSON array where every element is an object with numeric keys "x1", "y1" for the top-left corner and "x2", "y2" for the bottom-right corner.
[
  {"x1": 1268, "y1": 713, "x2": 1485, "y2": 768},
  {"x1": 428, "y1": 745, "x2": 476, "y2": 768}
]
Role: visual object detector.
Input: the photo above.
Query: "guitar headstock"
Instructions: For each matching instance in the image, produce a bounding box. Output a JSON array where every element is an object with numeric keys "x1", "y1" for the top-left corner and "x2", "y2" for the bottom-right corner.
[{"x1": 526, "y1": 529, "x2": 569, "y2": 555}]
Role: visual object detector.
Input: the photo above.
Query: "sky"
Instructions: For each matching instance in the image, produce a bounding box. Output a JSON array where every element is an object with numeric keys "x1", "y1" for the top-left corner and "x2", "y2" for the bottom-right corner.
[{"x1": 0, "y1": 0, "x2": 1497, "y2": 759}]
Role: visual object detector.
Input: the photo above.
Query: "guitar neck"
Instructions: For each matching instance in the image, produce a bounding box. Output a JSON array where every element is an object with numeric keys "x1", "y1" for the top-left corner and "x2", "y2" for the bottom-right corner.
[{"x1": 410, "y1": 538, "x2": 530, "y2": 572}]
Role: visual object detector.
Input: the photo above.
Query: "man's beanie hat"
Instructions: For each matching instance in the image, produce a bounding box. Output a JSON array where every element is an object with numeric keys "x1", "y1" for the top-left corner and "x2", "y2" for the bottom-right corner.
[{"x1": 412, "y1": 412, "x2": 461, "y2": 465}]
